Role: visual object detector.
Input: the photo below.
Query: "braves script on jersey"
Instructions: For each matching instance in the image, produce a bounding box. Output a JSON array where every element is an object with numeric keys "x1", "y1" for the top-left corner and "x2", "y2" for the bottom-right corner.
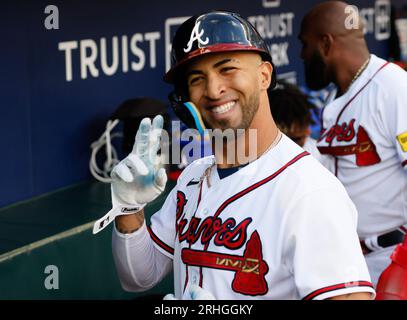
[
  {"x1": 317, "y1": 55, "x2": 407, "y2": 240},
  {"x1": 148, "y1": 134, "x2": 374, "y2": 299}
]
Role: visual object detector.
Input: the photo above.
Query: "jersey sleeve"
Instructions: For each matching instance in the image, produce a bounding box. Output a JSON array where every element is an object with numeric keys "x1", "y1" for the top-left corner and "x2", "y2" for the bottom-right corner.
[
  {"x1": 283, "y1": 185, "x2": 375, "y2": 300},
  {"x1": 379, "y1": 71, "x2": 407, "y2": 169},
  {"x1": 148, "y1": 186, "x2": 178, "y2": 258}
]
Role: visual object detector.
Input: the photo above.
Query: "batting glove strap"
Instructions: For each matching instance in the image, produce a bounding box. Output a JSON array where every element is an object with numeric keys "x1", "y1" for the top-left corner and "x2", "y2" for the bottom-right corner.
[{"x1": 92, "y1": 203, "x2": 146, "y2": 234}]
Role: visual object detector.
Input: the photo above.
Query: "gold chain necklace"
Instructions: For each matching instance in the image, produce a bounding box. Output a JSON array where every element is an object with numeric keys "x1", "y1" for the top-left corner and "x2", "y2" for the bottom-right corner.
[
  {"x1": 256, "y1": 129, "x2": 282, "y2": 160},
  {"x1": 203, "y1": 130, "x2": 282, "y2": 188},
  {"x1": 348, "y1": 56, "x2": 370, "y2": 90}
]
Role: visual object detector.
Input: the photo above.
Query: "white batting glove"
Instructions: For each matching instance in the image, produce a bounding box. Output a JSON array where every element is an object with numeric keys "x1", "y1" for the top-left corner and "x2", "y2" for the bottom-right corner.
[
  {"x1": 162, "y1": 294, "x2": 178, "y2": 300},
  {"x1": 162, "y1": 285, "x2": 215, "y2": 300},
  {"x1": 93, "y1": 115, "x2": 167, "y2": 234},
  {"x1": 188, "y1": 284, "x2": 215, "y2": 300}
]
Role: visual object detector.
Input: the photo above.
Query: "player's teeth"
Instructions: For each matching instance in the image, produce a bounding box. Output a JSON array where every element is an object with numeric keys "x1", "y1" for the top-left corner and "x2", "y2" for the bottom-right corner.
[{"x1": 212, "y1": 101, "x2": 235, "y2": 114}]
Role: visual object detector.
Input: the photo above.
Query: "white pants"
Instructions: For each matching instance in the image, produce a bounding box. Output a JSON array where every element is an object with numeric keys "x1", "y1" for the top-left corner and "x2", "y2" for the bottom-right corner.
[{"x1": 364, "y1": 245, "x2": 397, "y2": 287}]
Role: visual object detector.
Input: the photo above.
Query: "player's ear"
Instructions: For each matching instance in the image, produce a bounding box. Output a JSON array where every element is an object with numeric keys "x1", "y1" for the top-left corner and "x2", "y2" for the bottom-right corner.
[
  {"x1": 259, "y1": 61, "x2": 273, "y2": 90},
  {"x1": 320, "y1": 33, "x2": 334, "y2": 57}
]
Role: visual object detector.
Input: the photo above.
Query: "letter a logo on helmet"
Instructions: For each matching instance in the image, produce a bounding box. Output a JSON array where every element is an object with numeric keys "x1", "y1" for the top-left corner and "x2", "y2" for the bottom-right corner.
[
  {"x1": 164, "y1": 10, "x2": 276, "y2": 88},
  {"x1": 184, "y1": 21, "x2": 209, "y2": 53}
]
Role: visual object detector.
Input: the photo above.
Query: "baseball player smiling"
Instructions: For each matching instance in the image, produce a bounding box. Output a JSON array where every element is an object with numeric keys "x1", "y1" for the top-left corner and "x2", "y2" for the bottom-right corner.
[{"x1": 96, "y1": 10, "x2": 375, "y2": 300}]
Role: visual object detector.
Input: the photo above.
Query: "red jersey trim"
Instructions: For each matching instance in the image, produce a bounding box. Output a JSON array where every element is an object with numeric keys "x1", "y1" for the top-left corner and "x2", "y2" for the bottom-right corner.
[
  {"x1": 302, "y1": 281, "x2": 374, "y2": 300},
  {"x1": 212, "y1": 151, "x2": 310, "y2": 221},
  {"x1": 320, "y1": 61, "x2": 390, "y2": 142},
  {"x1": 402, "y1": 160, "x2": 407, "y2": 168},
  {"x1": 147, "y1": 225, "x2": 174, "y2": 256},
  {"x1": 201, "y1": 151, "x2": 310, "y2": 253},
  {"x1": 197, "y1": 151, "x2": 310, "y2": 290}
]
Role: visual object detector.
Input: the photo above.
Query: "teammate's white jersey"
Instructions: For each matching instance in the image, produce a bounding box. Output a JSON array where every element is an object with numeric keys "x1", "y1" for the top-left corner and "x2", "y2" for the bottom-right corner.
[
  {"x1": 148, "y1": 134, "x2": 374, "y2": 299},
  {"x1": 302, "y1": 137, "x2": 321, "y2": 159},
  {"x1": 303, "y1": 137, "x2": 333, "y2": 171},
  {"x1": 317, "y1": 54, "x2": 407, "y2": 240}
]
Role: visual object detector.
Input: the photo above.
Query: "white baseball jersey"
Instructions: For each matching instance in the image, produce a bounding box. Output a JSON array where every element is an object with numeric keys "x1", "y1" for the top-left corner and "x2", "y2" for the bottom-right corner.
[
  {"x1": 317, "y1": 54, "x2": 407, "y2": 240},
  {"x1": 303, "y1": 137, "x2": 333, "y2": 171},
  {"x1": 148, "y1": 134, "x2": 374, "y2": 299}
]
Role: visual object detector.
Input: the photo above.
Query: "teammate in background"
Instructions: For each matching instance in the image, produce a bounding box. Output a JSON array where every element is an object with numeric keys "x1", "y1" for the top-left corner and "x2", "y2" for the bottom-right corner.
[
  {"x1": 299, "y1": 1, "x2": 407, "y2": 288},
  {"x1": 268, "y1": 81, "x2": 324, "y2": 162},
  {"x1": 102, "y1": 11, "x2": 374, "y2": 299}
]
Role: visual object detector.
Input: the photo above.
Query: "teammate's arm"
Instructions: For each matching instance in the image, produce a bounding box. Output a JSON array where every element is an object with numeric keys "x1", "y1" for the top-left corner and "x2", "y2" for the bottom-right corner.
[{"x1": 379, "y1": 75, "x2": 407, "y2": 170}]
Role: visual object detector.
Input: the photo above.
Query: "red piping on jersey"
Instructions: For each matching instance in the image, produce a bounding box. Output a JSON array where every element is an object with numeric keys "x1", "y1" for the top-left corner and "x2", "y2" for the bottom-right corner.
[
  {"x1": 198, "y1": 267, "x2": 203, "y2": 288},
  {"x1": 196, "y1": 151, "x2": 310, "y2": 288},
  {"x1": 320, "y1": 62, "x2": 390, "y2": 135},
  {"x1": 302, "y1": 281, "x2": 374, "y2": 300},
  {"x1": 319, "y1": 62, "x2": 390, "y2": 177},
  {"x1": 210, "y1": 151, "x2": 310, "y2": 226},
  {"x1": 333, "y1": 62, "x2": 389, "y2": 134},
  {"x1": 184, "y1": 181, "x2": 204, "y2": 292},
  {"x1": 402, "y1": 160, "x2": 407, "y2": 168},
  {"x1": 147, "y1": 225, "x2": 174, "y2": 255}
]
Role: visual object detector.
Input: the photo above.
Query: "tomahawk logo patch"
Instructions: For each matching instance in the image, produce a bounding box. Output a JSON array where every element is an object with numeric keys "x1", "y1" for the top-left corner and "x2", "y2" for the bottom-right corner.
[
  {"x1": 184, "y1": 21, "x2": 209, "y2": 53},
  {"x1": 181, "y1": 231, "x2": 269, "y2": 296}
]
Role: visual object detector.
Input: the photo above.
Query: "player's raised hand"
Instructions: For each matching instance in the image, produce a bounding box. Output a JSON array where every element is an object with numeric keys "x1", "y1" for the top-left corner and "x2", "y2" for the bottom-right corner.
[
  {"x1": 93, "y1": 115, "x2": 167, "y2": 235},
  {"x1": 111, "y1": 115, "x2": 167, "y2": 207}
]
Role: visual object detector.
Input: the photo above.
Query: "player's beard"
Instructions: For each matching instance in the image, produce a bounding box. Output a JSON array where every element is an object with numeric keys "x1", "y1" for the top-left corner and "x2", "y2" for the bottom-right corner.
[
  {"x1": 238, "y1": 91, "x2": 260, "y2": 131},
  {"x1": 304, "y1": 50, "x2": 330, "y2": 90},
  {"x1": 206, "y1": 92, "x2": 260, "y2": 165},
  {"x1": 203, "y1": 91, "x2": 260, "y2": 134}
]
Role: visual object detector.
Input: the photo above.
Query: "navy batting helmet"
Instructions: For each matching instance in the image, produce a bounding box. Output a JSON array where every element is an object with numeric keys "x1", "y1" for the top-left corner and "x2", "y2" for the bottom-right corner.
[{"x1": 166, "y1": 11, "x2": 276, "y2": 133}]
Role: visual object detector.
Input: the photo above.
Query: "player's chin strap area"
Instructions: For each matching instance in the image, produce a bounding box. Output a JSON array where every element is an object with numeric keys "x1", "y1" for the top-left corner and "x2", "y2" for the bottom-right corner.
[
  {"x1": 169, "y1": 92, "x2": 206, "y2": 135},
  {"x1": 92, "y1": 205, "x2": 144, "y2": 234}
]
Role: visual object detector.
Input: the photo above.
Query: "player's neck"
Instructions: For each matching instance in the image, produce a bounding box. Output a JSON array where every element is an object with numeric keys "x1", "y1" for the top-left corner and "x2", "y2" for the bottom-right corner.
[
  {"x1": 335, "y1": 52, "x2": 370, "y2": 97},
  {"x1": 215, "y1": 104, "x2": 278, "y2": 169}
]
